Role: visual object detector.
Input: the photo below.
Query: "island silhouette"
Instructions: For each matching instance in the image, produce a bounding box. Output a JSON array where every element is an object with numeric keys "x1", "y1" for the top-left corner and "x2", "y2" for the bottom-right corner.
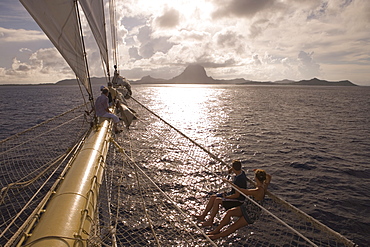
[{"x1": 56, "y1": 64, "x2": 356, "y2": 86}]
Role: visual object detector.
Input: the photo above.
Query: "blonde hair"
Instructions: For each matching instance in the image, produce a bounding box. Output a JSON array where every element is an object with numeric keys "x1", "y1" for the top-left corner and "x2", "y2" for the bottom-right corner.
[{"x1": 255, "y1": 169, "x2": 267, "y2": 183}]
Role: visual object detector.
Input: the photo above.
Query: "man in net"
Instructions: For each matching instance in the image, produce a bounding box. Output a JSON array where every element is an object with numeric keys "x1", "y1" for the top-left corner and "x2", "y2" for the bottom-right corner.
[{"x1": 194, "y1": 160, "x2": 247, "y2": 226}]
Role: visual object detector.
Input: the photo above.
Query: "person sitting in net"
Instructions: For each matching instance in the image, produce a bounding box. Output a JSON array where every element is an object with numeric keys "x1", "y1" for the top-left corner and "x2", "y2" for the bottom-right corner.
[
  {"x1": 194, "y1": 160, "x2": 247, "y2": 226},
  {"x1": 207, "y1": 169, "x2": 271, "y2": 240}
]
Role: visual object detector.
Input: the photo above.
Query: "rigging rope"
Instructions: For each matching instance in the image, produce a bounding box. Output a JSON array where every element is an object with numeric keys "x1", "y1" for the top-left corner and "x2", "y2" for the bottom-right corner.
[
  {"x1": 75, "y1": 0, "x2": 95, "y2": 108},
  {"x1": 0, "y1": 114, "x2": 84, "y2": 157},
  {"x1": 130, "y1": 96, "x2": 230, "y2": 170},
  {"x1": 0, "y1": 103, "x2": 87, "y2": 145},
  {"x1": 1, "y1": 126, "x2": 90, "y2": 244},
  {"x1": 111, "y1": 139, "x2": 218, "y2": 246},
  {"x1": 0, "y1": 97, "x2": 358, "y2": 246},
  {"x1": 227, "y1": 183, "x2": 318, "y2": 247},
  {"x1": 106, "y1": 96, "x2": 357, "y2": 246},
  {"x1": 125, "y1": 98, "x2": 319, "y2": 246},
  {"x1": 133, "y1": 157, "x2": 161, "y2": 246},
  {"x1": 76, "y1": 74, "x2": 91, "y2": 112}
]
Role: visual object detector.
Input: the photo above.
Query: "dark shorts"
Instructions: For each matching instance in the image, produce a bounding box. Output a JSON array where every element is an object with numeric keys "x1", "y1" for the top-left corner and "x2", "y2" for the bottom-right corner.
[
  {"x1": 222, "y1": 200, "x2": 243, "y2": 210},
  {"x1": 241, "y1": 200, "x2": 262, "y2": 224}
]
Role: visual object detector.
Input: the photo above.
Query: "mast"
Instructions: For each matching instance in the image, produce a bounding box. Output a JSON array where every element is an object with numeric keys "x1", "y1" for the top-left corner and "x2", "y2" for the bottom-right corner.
[
  {"x1": 24, "y1": 120, "x2": 112, "y2": 246},
  {"x1": 19, "y1": 0, "x2": 114, "y2": 245}
]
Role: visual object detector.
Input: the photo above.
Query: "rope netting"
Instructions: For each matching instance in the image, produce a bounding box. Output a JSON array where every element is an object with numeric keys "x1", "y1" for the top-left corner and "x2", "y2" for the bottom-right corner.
[
  {"x1": 92, "y1": 97, "x2": 356, "y2": 247},
  {"x1": 0, "y1": 104, "x2": 90, "y2": 246},
  {"x1": 0, "y1": 98, "x2": 356, "y2": 246}
]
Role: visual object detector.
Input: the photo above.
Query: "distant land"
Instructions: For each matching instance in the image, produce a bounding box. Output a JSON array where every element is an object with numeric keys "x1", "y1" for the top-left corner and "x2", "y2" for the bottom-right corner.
[{"x1": 52, "y1": 64, "x2": 356, "y2": 86}]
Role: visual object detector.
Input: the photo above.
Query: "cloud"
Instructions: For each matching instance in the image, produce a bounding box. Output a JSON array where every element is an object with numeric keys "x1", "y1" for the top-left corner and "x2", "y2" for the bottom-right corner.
[
  {"x1": 252, "y1": 54, "x2": 262, "y2": 65},
  {"x1": 170, "y1": 30, "x2": 210, "y2": 42},
  {"x1": 0, "y1": 27, "x2": 53, "y2": 70},
  {"x1": 155, "y1": 8, "x2": 180, "y2": 28},
  {"x1": 31, "y1": 48, "x2": 70, "y2": 72},
  {"x1": 16, "y1": 64, "x2": 30, "y2": 72},
  {"x1": 136, "y1": 26, "x2": 175, "y2": 59},
  {"x1": 1, "y1": 0, "x2": 370, "y2": 85},
  {"x1": 215, "y1": 30, "x2": 245, "y2": 54},
  {"x1": 297, "y1": 51, "x2": 321, "y2": 78},
  {"x1": 1, "y1": 48, "x2": 73, "y2": 83},
  {"x1": 137, "y1": 25, "x2": 151, "y2": 43},
  {"x1": 128, "y1": 46, "x2": 143, "y2": 60},
  {"x1": 0, "y1": 27, "x2": 47, "y2": 42},
  {"x1": 212, "y1": 0, "x2": 275, "y2": 19},
  {"x1": 19, "y1": 48, "x2": 32, "y2": 53}
]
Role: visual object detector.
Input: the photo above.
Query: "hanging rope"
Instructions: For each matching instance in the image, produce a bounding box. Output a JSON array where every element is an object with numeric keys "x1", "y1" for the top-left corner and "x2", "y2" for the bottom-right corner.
[
  {"x1": 75, "y1": 0, "x2": 95, "y2": 119},
  {"x1": 110, "y1": 139, "x2": 218, "y2": 246},
  {"x1": 122, "y1": 98, "x2": 319, "y2": 246},
  {"x1": 130, "y1": 96, "x2": 230, "y2": 170},
  {"x1": 104, "y1": 96, "x2": 357, "y2": 247},
  {"x1": 0, "y1": 103, "x2": 88, "y2": 145},
  {"x1": 1, "y1": 96, "x2": 358, "y2": 246}
]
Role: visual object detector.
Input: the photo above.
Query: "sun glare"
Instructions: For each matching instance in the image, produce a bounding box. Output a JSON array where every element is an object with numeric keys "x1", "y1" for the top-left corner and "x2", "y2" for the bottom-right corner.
[
  {"x1": 136, "y1": 0, "x2": 214, "y2": 22},
  {"x1": 155, "y1": 85, "x2": 208, "y2": 125},
  {"x1": 143, "y1": 84, "x2": 232, "y2": 157},
  {"x1": 147, "y1": 85, "x2": 225, "y2": 139}
]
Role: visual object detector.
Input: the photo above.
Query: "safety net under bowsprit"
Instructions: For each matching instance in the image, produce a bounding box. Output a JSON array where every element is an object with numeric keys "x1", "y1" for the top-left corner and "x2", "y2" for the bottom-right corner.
[{"x1": 0, "y1": 97, "x2": 357, "y2": 247}]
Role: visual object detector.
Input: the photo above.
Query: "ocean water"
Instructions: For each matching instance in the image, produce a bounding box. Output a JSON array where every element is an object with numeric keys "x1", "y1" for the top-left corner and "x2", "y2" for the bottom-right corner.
[{"x1": 1, "y1": 84, "x2": 369, "y2": 246}]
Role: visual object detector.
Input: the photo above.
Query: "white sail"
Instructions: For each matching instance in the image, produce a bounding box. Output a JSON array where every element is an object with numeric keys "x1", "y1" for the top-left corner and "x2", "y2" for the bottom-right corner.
[
  {"x1": 79, "y1": 0, "x2": 109, "y2": 75},
  {"x1": 20, "y1": 0, "x2": 91, "y2": 94}
]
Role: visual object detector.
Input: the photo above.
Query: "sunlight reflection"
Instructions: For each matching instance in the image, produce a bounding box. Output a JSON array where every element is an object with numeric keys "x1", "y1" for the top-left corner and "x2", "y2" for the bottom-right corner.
[
  {"x1": 146, "y1": 84, "x2": 228, "y2": 147},
  {"x1": 154, "y1": 85, "x2": 213, "y2": 128}
]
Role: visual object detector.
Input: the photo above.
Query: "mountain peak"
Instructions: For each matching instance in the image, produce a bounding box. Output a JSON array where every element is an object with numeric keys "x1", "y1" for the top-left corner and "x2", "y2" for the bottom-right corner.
[
  {"x1": 295, "y1": 77, "x2": 356, "y2": 86},
  {"x1": 183, "y1": 64, "x2": 207, "y2": 77},
  {"x1": 168, "y1": 64, "x2": 214, "y2": 84}
]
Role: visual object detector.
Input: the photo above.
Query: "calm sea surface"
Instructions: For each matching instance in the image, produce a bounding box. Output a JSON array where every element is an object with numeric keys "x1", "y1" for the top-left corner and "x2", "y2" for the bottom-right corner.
[{"x1": 1, "y1": 84, "x2": 369, "y2": 246}]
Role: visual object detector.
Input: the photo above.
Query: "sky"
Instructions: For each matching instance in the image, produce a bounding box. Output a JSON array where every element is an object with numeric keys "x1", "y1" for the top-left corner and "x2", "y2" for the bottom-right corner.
[{"x1": 0, "y1": 0, "x2": 369, "y2": 85}]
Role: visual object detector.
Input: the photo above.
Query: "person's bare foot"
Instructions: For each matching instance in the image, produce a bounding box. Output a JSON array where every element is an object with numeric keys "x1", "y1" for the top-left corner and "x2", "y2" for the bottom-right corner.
[
  {"x1": 207, "y1": 229, "x2": 220, "y2": 235},
  {"x1": 207, "y1": 234, "x2": 221, "y2": 240},
  {"x1": 192, "y1": 215, "x2": 205, "y2": 221}
]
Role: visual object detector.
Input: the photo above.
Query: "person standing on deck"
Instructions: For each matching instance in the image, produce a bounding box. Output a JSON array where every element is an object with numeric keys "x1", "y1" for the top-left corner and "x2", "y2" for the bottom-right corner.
[
  {"x1": 194, "y1": 160, "x2": 247, "y2": 226},
  {"x1": 207, "y1": 169, "x2": 271, "y2": 240},
  {"x1": 95, "y1": 87, "x2": 122, "y2": 134},
  {"x1": 116, "y1": 75, "x2": 132, "y2": 100},
  {"x1": 111, "y1": 65, "x2": 120, "y2": 87},
  {"x1": 107, "y1": 82, "x2": 120, "y2": 106}
]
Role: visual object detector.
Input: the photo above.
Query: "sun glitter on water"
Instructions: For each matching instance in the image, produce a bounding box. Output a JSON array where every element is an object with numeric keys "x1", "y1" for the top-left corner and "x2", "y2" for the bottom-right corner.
[{"x1": 146, "y1": 84, "x2": 228, "y2": 148}]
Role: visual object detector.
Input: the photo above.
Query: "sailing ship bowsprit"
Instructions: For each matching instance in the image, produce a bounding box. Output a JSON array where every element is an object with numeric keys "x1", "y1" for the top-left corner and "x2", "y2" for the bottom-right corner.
[{"x1": 0, "y1": 0, "x2": 358, "y2": 246}]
